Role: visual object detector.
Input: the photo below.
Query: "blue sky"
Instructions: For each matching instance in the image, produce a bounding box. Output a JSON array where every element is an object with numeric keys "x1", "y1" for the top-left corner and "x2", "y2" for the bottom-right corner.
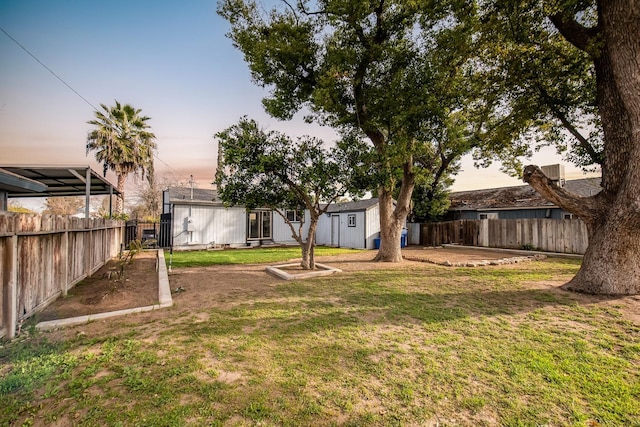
[{"x1": 0, "y1": 0, "x2": 594, "y2": 209}]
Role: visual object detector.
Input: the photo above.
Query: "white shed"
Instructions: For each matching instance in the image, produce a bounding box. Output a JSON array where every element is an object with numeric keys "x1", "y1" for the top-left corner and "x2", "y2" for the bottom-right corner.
[{"x1": 315, "y1": 198, "x2": 381, "y2": 249}]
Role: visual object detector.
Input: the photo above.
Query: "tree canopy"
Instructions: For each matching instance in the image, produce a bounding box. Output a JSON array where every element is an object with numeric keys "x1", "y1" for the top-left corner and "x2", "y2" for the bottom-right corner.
[
  {"x1": 219, "y1": 0, "x2": 503, "y2": 262},
  {"x1": 215, "y1": 117, "x2": 365, "y2": 269}
]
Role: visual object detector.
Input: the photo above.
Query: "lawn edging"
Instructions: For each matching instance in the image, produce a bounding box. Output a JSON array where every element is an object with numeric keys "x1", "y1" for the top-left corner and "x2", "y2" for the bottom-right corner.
[
  {"x1": 36, "y1": 249, "x2": 173, "y2": 331},
  {"x1": 266, "y1": 263, "x2": 342, "y2": 280},
  {"x1": 441, "y1": 244, "x2": 584, "y2": 259}
]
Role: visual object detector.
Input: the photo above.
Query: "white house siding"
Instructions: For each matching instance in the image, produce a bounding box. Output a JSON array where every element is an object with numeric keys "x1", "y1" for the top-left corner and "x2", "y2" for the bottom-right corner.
[
  {"x1": 365, "y1": 206, "x2": 381, "y2": 249},
  {"x1": 271, "y1": 212, "x2": 312, "y2": 244},
  {"x1": 340, "y1": 211, "x2": 367, "y2": 248},
  {"x1": 315, "y1": 214, "x2": 332, "y2": 246},
  {"x1": 172, "y1": 204, "x2": 246, "y2": 247}
]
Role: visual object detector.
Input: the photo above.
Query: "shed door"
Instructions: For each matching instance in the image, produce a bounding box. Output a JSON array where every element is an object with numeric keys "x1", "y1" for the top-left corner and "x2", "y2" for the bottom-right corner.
[{"x1": 331, "y1": 215, "x2": 340, "y2": 247}]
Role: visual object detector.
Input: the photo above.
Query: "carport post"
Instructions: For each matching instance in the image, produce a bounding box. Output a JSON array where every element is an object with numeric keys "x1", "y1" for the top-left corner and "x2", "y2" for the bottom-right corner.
[{"x1": 85, "y1": 167, "x2": 91, "y2": 219}]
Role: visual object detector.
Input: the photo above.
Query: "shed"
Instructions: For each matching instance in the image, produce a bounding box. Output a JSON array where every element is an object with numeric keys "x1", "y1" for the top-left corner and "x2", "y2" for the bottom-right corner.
[{"x1": 315, "y1": 198, "x2": 381, "y2": 249}]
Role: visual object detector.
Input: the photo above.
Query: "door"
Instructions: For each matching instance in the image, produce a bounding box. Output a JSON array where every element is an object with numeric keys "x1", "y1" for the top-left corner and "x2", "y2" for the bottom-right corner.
[
  {"x1": 248, "y1": 210, "x2": 272, "y2": 240},
  {"x1": 331, "y1": 215, "x2": 340, "y2": 247}
]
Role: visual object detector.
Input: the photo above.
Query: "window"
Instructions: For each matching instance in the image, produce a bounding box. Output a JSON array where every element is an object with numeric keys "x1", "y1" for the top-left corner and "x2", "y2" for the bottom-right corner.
[
  {"x1": 347, "y1": 214, "x2": 356, "y2": 227},
  {"x1": 285, "y1": 210, "x2": 302, "y2": 222},
  {"x1": 479, "y1": 213, "x2": 498, "y2": 220},
  {"x1": 248, "y1": 210, "x2": 272, "y2": 240},
  {"x1": 563, "y1": 213, "x2": 574, "y2": 220}
]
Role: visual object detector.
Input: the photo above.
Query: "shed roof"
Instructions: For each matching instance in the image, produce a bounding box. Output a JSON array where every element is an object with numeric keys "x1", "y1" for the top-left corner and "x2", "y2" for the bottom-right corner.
[
  {"x1": 325, "y1": 198, "x2": 380, "y2": 213},
  {"x1": 449, "y1": 178, "x2": 601, "y2": 211}
]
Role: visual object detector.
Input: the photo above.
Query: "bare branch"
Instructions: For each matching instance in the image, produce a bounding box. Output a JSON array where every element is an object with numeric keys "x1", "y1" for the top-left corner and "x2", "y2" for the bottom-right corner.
[{"x1": 522, "y1": 165, "x2": 600, "y2": 222}]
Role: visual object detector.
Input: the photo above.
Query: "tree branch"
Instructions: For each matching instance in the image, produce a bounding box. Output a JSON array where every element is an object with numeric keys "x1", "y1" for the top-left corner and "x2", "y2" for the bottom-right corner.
[
  {"x1": 548, "y1": 13, "x2": 599, "y2": 53},
  {"x1": 522, "y1": 165, "x2": 600, "y2": 222},
  {"x1": 536, "y1": 85, "x2": 602, "y2": 165}
]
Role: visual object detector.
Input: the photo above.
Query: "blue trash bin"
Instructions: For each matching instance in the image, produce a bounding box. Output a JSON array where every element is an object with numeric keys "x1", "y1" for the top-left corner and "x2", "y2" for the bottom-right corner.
[
  {"x1": 400, "y1": 229, "x2": 408, "y2": 248},
  {"x1": 374, "y1": 238, "x2": 381, "y2": 249}
]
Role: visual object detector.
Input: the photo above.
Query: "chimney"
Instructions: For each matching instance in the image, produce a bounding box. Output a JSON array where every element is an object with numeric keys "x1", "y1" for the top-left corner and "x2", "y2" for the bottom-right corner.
[{"x1": 541, "y1": 164, "x2": 566, "y2": 187}]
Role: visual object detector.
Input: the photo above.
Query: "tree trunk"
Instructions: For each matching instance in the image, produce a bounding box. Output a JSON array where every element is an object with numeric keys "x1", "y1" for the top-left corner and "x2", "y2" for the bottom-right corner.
[
  {"x1": 523, "y1": 0, "x2": 640, "y2": 295},
  {"x1": 373, "y1": 171, "x2": 415, "y2": 262},
  {"x1": 564, "y1": 210, "x2": 640, "y2": 294},
  {"x1": 300, "y1": 216, "x2": 319, "y2": 270},
  {"x1": 116, "y1": 173, "x2": 126, "y2": 215}
]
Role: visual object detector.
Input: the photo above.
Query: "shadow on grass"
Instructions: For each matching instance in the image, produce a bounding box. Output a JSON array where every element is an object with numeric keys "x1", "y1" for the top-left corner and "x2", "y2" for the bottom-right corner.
[{"x1": 178, "y1": 283, "x2": 620, "y2": 341}]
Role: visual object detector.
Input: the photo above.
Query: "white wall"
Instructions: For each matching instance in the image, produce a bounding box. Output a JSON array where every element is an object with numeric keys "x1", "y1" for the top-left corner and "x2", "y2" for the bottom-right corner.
[
  {"x1": 340, "y1": 211, "x2": 366, "y2": 248},
  {"x1": 315, "y1": 214, "x2": 332, "y2": 246},
  {"x1": 172, "y1": 204, "x2": 246, "y2": 247},
  {"x1": 272, "y1": 211, "x2": 311, "y2": 244},
  {"x1": 365, "y1": 206, "x2": 381, "y2": 249}
]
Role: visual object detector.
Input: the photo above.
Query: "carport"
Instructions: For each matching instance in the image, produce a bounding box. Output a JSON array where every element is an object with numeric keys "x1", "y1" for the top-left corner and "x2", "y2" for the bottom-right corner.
[{"x1": 0, "y1": 165, "x2": 120, "y2": 217}]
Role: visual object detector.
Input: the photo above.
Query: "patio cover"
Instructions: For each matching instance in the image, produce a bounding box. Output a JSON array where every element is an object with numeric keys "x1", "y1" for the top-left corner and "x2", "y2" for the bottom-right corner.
[{"x1": 0, "y1": 165, "x2": 120, "y2": 217}]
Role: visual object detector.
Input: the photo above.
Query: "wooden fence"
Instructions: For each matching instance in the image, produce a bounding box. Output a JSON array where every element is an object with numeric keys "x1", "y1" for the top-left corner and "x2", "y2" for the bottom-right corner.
[
  {"x1": 0, "y1": 213, "x2": 124, "y2": 339},
  {"x1": 417, "y1": 219, "x2": 589, "y2": 254}
]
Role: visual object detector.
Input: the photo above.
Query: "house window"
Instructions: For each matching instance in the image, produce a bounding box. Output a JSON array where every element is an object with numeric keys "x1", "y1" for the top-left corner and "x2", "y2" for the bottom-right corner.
[
  {"x1": 285, "y1": 210, "x2": 302, "y2": 222},
  {"x1": 563, "y1": 213, "x2": 574, "y2": 220},
  {"x1": 347, "y1": 214, "x2": 356, "y2": 227},
  {"x1": 248, "y1": 210, "x2": 272, "y2": 240},
  {"x1": 479, "y1": 213, "x2": 498, "y2": 220}
]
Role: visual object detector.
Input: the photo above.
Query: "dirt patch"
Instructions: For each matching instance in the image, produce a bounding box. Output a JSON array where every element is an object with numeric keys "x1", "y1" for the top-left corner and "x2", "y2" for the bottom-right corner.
[{"x1": 37, "y1": 251, "x2": 159, "y2": 322}]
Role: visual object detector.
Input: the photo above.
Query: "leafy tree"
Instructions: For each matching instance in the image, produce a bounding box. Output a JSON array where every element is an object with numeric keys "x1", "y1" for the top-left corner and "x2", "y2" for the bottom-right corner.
[
  {"x1": 219, "y1": 0, "x2": 490, "y2": 262},
  {"x1": 477, "y1": 1, "x2": 639, "y2": 295},
  {"x1": 215, "y1": 117, "x2": 365, "y2": 269},
  {"x1": 86, "y1": 101, "x2": 157, "y2": 215},
  {"x1": 42, "y1": 196, "x2": 85, "y2": 216}
]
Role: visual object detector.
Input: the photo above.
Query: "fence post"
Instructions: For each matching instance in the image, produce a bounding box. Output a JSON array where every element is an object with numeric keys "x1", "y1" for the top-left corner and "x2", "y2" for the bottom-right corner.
[
  {"x1": 6, "y1": 234, "x2": 18, "y2": 339},
  {"x1": 62, "y1": 228, "x2": 69, "y2": 297}
]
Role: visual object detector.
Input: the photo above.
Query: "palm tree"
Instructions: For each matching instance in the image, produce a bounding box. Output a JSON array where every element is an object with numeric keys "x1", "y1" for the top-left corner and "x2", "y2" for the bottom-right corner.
[{"x1": 86, "y1": 101, "x2": 157, "y2": 215}]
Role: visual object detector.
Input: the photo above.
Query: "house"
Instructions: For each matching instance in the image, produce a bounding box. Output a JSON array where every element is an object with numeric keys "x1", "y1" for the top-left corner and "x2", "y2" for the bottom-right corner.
[
  {"x1": 315, "y1": 198, "x2": 382, "y2": 249},
  {"x1": 162, "y1": 187, "x2": 384, "y2": 250},
  {"x1": 162, "y1": 187, "x2": 310, "y2": 248},
  {"x1": 447, "y1": 175, "x2": 601, "y2": 220}
]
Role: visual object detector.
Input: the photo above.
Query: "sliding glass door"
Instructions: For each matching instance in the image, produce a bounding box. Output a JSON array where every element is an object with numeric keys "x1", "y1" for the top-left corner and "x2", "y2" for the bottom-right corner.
[{"x1": 247, "y1": 210, "x2": 272, "y2": 240}]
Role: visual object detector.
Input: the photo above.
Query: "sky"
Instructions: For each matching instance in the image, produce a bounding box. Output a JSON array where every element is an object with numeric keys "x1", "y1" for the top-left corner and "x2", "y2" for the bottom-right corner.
[{"x1": 1, "y1": 0, "x2": 597, "y2": 211}]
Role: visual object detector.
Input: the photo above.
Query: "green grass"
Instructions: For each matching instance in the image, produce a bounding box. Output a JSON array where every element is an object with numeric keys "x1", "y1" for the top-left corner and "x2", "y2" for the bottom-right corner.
[
  {"x1": 2, "y1": 257, "x2": 639, "y2": 426},
  {"x1": 166, "y1": 245, "x2": 365, "y2": 268}
]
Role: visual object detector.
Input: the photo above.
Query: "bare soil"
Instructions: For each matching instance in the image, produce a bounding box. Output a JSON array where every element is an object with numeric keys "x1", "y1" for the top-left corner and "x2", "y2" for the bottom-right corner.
[
  {"x1": 37, "y1": 251, "x2": 158, "y2": 322},
  {"x1": 35, "y1": 247, "x2": 639, "y2": 327}
]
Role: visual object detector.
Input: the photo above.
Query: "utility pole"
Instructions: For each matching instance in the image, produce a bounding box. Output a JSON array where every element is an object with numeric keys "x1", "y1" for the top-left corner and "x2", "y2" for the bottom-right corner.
[{"x1": 189, "y1": 175, "x2": 195, "y2": 200}]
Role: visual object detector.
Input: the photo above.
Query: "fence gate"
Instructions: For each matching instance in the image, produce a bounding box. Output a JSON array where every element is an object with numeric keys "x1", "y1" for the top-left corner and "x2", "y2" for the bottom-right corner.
[
  {"x1": 124, "y1": 215, "x2": 172, "y2": 249},
  {"x1": 158, "y1": 213, "x2": 172, "y2": 248}
]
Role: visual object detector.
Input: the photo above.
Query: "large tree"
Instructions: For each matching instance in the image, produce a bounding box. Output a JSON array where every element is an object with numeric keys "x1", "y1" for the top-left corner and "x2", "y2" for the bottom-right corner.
[
  {"x1": 219, "y1": 0, "x2": 487, "y2": 262},
  {"x1": 215, "y1": 117, "x2": 365, "y2": 269},
  {"x1": 478, "y1": 1, "x2": 639, "y2": 295},
  {"x1": 86, "y1": 101, "x2": 157, "y2": 214}
]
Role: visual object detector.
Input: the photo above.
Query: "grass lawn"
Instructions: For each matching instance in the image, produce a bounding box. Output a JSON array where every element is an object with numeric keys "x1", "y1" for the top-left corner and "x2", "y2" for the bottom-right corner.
[
  {"x1": 1, "y1": 256, "x2": 638, "y2": 426},
  {"x1": 167, "y1": 246, "x2": 365, "y2": 268}
]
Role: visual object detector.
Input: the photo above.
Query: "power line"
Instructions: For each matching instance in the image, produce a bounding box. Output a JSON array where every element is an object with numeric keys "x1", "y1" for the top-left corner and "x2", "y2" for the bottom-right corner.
[
  {"x1": 1, "y1": 25, "x2": 187, "y2": 181},
  {"x1": 0, "y1": 26, "x2": 101, "y2": 113}
]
